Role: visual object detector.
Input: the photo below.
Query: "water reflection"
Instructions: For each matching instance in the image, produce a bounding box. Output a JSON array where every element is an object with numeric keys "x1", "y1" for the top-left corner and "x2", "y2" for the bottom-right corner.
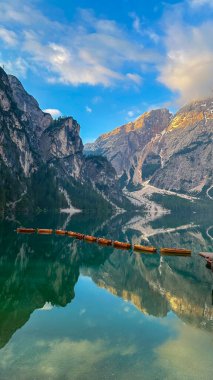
[
  {"x1": 0, "y1": 205, "x2": 213, "y2": 379},
  {"x1": 0, "y1": 206, "x2": 213, "y2": 351}
]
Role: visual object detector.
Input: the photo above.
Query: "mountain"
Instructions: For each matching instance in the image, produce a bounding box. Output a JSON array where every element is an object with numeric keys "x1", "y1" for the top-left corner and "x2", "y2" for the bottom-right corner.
[
  {"x1": 85, "y1": 101, "x2": 213, "y2": 198},
  {"x1": 147, "y1": 99, "x2": 213, "y2": 196},
  {"x1": 85, "y1": 109, "x2": 172, "y2": 190},
  {"x1": 1, "y1": 64, "x2": 212, "y2": 217},
  {"x1": 0, "y1": 67, "x2": 124, "y2": 216}
]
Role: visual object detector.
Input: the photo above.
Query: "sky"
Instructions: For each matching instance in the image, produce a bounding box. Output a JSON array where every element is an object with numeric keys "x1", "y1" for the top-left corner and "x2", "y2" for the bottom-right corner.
[{"x1": 1, "y1": 0, "x2": 213, "y2": 142}]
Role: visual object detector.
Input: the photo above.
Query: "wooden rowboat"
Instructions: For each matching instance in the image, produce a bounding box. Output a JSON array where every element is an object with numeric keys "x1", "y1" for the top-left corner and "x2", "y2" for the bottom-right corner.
[
  {"x1": 160, "y1": 252, "x2": 191, "y2": 257},
  {"x1": 37, "y1": 229, "x2": 53, "y2": 234},
  {"x1": 160, "y1": 248, "x2": 191, "y2": 255},
  {"x1": 97, "y1": 238, "x2": 112, "y2": 246},
  {"x1": 67, "y1": 231, "x2": 84, "y2": 239},
  {"x1": 55, "y1": 229, "x2": 67, "y2": 235},
  {"x1": 113, "y1": 241, "x2": 131, "y2": 250},
  {"x1": 84, "y1": 235, "x2": 97, "y2": 242},
  {"x1": 134, "y1": 244, "x2": 157, "y2": 253},
  {"x1": 17, "y1": 228, "x2": 36, "y2": 233}
]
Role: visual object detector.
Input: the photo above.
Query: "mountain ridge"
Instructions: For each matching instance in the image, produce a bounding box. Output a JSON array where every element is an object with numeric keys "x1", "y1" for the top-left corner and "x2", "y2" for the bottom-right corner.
[
  {"x1": 85, "y1": 99, "x2": 213, "y2": 197},
  {"x1": 0, "y1": 67, "x2": 125, "y2": 215},
  {"x1": 1, "y1": 65, "x2": 212, "y2": 217},
  {"x1": 85, "y1": 108, "x2": 172, "y2": 189}
]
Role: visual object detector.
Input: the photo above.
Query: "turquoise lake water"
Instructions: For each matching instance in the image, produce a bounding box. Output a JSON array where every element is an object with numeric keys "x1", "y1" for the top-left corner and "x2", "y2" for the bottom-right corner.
[{"x1": 0, "y1": 207, "x2": 213, "y2": 379}]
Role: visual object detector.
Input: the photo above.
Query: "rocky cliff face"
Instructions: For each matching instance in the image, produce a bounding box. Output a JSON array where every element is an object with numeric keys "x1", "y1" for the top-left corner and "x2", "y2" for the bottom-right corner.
[
  {"x1": 8, "y1": 75, "x2": 52, "y2": 151},
  {"x1": 0, "y1": 67, "x2": 121, "y2": 214},
  {"x1": 147, "y1": 99, "x2": 213, "y2": 196},
  {"x1": 0, "y1": 69, "x2": 36, "y2": 179},
  {"x1": 40, "y1": 116, "x2": 84, "y2": 180},
  {"x1": 85, "y1": 109, "x2": 172, "y2": 189},
  {"x1": 85, "y1": 101, "x2": 213, "y2": 198}
]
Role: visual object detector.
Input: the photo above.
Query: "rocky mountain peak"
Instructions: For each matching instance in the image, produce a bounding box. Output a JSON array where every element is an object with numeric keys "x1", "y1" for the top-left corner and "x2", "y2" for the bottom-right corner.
[
  {"x1": 40, "y1": 116, "x2": 83, "y2": 163},
  {"x1": 8, "y1": 74, "x2": 52, "y2": 143},
  {"x1": 8, "y1": 75, "x2": 40, "y2": 112},
  {"x1": 146, "y1": 97, "x2": 213, "y2": 195},
  {"x1": 85, "y1": 101, "x2": 213, "y2": 197},
  {"x1": 168, "y1": 97, "x2": 213, "y2": 132},
  {"x1": 133, "y1": 108, "x2": 172, "y2": 132},
  {"x1": 0, "y1": 67, "x2": 123, "y2": 213},
  {"x1": 0, "y1": 68, "x2": 13, "y2": 112},
  {"x1": 97, "y1": 108, "x2": 172, "y2": 141},
  {"x1": 0, "y1": 67, "x2": 10, "y2": 88},
  {"x1": 84, "y1": 108, "x2": 172, "y2": 188}
]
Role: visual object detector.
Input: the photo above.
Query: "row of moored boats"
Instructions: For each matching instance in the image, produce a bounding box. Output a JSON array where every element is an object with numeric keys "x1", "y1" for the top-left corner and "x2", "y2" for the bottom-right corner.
[{"x1": 16, "y1": 228, "x2": 192, "y2": 255}]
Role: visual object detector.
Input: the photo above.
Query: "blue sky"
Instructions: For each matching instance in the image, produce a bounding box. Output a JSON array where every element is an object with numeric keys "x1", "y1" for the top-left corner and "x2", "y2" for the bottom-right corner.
[{"x1": 1, "y1": 0, "x2": 213, "y2": 142}]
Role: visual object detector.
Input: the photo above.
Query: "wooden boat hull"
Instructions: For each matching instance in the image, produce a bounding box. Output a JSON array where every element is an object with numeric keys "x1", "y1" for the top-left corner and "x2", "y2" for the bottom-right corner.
[
  {"x1": 160, "y1": 252, "x2": 191, "y2": 257},
  {"x1": 97, "y1": 238, "x2": 112, "y2": 246},
  {"x1": 84, "y1": 235, "x2": 97, "y2": 242},
  {"x1": 134, "y1": 244, "x2": 157, "y2": 253},
  {"x1": 55, "y1": 230, "x2": 67, "y2": 235},
  {"x1": 67, "y1": 231, "x2": 84, "y2": 239},
  {"x1": 113, "y1": 241, "x2": 131, "y2": 250},
  {"x1": 160, "y1": 248, "x2": 191, "y2": 255},
  {"x1": 17, "y1": 228, "x2": 36, "y2": 234},
  {"x1": 37, "y1": 229, "x2": 53, "y2": 234}
]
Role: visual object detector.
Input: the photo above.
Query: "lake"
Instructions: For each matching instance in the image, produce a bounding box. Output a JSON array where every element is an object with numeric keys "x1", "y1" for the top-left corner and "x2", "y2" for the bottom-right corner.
[{"x1": 0, "y1": 204, "x2": 213, "y2": 380}]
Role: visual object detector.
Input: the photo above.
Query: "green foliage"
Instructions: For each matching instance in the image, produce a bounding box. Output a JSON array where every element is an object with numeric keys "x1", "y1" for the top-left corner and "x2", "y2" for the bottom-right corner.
[
  {"x1": 119, "y1": 172, "x2": 128, "y2": 189},
  {"x1": 28, "y1": 165, "x2": 65, "y2": 212},
  {"x1": 85, "y1": 155, "x2": 109, "y2": 163},
  {"x1": 9, "y1": 161, "x2": 113, "y2": 216},
  {"x1": 142, "y1": 163, "x2": 161, "y2": 180},
  {"x1": 60, "y1": 177, "x2": 112, "y2": 216},
  {"x1": 142, "y1": 153, "x2": 161, "y2": 181},
  {"x1": 45, "y1": 116, "x2": 75, "y2": 133},
  {"x1": 151, "y1": 192, "x2": 213, "y2": 217},
  {"x1": 0, "y1": 159, "x2": 25, "y2": 216},
  {"x1": 151, "y1": 193, "x2": 194, "y2": 213}
]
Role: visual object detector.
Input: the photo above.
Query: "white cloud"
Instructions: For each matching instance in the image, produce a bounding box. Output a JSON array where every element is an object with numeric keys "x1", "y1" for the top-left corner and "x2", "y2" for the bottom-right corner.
[
  {"x1": 79, "y1": 308, "x2": 86, "y2": 316},
  {"x1": 0, "y1": 337, "x2": 137, "y2": 379},
  {"x1": 127, "y1": 111, "x2": 134, "y2": 117},
  {"x1": 189, "y1": 0, "x2": 213, "y2": 7},
  {"x1": 0, "y1": 27, "x2": 17, "y2": 46},
  {"x1": 0, "y1": 1, "x2": 158, "y2": 87},
  {"x1": 86, "y1": 106, "x2": 92, "y2": 113},
  {"x1": 129, "y1": 12, "x2": 142, "y2": 34},
  {"x1": 0, "y1": 1, "x2": 61, "y2": 28},
  {"x1": 43, "y1": 108, "x2": 62, "y2": 118},
  {"x1": 125, "y1": 108, "x2": 141, "y2": 119},
  {"x1": 155, "y1": 322, "x2": 213, "y2": 380},
  {"x1": 22, "y1": 25, "x2": 155, "y2": 87},
  {"x1": 123, "y1": 306, "x2": 130, "y2": 312},
  {"x1": 158, "y1": 20, "x2": 213, "y2": 103},
  {"x1": 0, "y1": 56, "x2": 28, "y2": 77},
  {"x1": 146, "y1": 30, "x2": 159, "y2": 43},
  {"x1": 126, "y1": 73, "x2": 143, "y2": 85},
  {"x1": 129, "y1": 12, "x2": 159, "y2": 43},
  {"x1": 92, "y1": 96, "x2": 102, "y2": 104}
]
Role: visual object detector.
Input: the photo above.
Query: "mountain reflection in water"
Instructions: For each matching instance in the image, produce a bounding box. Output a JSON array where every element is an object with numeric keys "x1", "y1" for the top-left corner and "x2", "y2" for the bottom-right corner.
[{"x1": 0, "y1": 206, "x2": 213, "y2": 379}]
